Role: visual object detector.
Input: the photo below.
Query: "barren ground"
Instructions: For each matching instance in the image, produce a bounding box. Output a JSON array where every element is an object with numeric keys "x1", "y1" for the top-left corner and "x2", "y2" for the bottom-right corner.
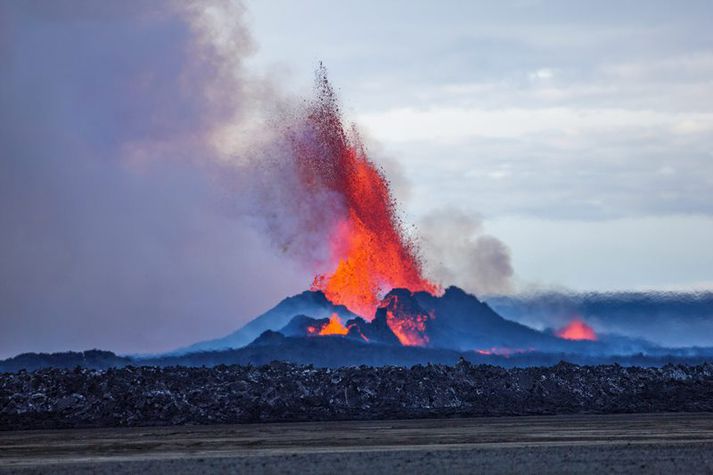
[{"x1": 2, "y1": 412, "x2": 713, "y2": 474}]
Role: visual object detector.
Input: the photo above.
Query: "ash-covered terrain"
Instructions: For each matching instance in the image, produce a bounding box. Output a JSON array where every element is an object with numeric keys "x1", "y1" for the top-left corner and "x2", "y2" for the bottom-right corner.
[{"x1": 3, "y1": 360, "x2": 713, "y2": 431}]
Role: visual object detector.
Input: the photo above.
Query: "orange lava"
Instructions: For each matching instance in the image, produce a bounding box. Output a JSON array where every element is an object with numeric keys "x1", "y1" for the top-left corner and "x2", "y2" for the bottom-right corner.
[
  {"x1": 318, "y1": 313, "x2": 349, "y2": 336},
  {"x1": 556, "y1": 319, "x2": 597, "y2": 341},
  {"x1": 379, "y1": 293, "x2": 432, "y2": 346},
  {"x1": 295, "y1": 66, "x2": 437, "y2": 318}
]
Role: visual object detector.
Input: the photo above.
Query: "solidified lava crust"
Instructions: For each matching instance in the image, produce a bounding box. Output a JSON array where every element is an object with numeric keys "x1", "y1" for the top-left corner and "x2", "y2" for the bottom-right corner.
[{"x1": 2, "y1": 360, "x2": 713, "y2": 430}]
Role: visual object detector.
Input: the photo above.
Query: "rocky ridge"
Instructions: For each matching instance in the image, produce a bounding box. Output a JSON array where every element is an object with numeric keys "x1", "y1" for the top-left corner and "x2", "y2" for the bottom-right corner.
[{"x1": 3, "y1": 360, "x2": 713, "y2": 430}]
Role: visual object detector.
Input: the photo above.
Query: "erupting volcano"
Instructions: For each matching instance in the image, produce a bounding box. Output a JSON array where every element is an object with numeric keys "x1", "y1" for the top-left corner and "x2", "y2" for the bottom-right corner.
[
  {"x1": 292, "y1": 66, "x2": 438, "y2": 320},
  {"x1": 180, "y1": 67, "x2": 664, "y2": 361}
]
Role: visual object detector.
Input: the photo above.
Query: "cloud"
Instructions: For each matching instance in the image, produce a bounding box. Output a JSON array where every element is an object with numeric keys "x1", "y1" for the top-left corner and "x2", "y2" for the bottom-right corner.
[{"x1": 358, "y1": 107, "x2": 713, "y2": 143}]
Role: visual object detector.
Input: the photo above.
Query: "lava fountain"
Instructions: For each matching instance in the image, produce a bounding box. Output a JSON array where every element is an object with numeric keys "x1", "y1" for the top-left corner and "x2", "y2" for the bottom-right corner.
[
  {"x1": 318, "y1": 313, "x2": 349, "y2": 336},
  {"x1": 290, "y1": 65, "x2": 438, "y2": 319},
  {"x1": 556, "y1": 319, "x2": 597, "y2": 341}
]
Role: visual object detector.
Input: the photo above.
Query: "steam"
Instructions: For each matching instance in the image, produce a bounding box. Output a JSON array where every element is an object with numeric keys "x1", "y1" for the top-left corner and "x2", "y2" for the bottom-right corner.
[{"x1": 419, "y1": 209, "x2": 514, "y2": 296}]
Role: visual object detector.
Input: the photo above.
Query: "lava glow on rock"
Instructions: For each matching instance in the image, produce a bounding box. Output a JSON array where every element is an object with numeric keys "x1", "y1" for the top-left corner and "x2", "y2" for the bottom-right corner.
[
  {"x1": 293, "y1": 66, "x2": 438, "y2": 333},
  {"x1": 379, "y1": 293, "x2": 432, "y2": 347},
  {"x1": 556, "y1": 319, "x2": 598, "y2": 341}
]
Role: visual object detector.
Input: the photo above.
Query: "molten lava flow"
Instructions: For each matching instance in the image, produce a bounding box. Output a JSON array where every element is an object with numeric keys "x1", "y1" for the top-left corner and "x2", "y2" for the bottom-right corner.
[
  {"x1": 348, "y1": 325, "x2": 369, "y2": 342},
  {"x1": 379, "y1": 293, "x2": 432, "y2": 346},
  {"x1": 557, "y1": 319, "x2": 597, "y2": 341},
  {"x1": 318, "y1": 313, "x2": 349, "y2": 336},
  {"x1": 293, "y1": 65, "x2": 438, "y2": 318}
]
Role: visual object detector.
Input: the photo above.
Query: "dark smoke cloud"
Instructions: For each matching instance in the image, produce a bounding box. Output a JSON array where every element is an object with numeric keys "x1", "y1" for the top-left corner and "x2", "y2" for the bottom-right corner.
[
  {"x1": 418, "y1": 209, "x2": 514, "y2": 296},
  {"x1": 0, "y1": 1, "x2": 310, "y2": 358}
]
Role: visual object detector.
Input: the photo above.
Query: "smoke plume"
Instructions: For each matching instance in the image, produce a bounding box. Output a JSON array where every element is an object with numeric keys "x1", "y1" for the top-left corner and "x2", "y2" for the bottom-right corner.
[{"x1": 419, "y1": 209, "x2": 514, "y2": 296}]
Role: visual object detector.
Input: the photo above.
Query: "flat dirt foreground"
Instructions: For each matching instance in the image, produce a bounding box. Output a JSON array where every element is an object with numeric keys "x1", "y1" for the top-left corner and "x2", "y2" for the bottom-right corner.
[{"x1": 2, "y1": 412, "x2": 713, "y2": 474}]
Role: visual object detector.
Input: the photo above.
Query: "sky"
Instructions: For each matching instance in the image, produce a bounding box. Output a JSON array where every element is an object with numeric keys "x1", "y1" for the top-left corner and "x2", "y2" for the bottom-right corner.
[
  {"x1": 1, "y1": 1, "x2": 712, "y2": 357},
  {"x1": 245, "y1": 0, "x2": 713, "y2": 291}
]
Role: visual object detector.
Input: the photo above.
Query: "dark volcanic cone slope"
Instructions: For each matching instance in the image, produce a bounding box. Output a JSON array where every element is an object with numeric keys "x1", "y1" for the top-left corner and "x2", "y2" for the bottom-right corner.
[
  {"x1": 384, "y1": 287, "x2": 577, "y2": 352},
  {"x1": 176, "y1": 291, "x2": 359, "y2": 353}
]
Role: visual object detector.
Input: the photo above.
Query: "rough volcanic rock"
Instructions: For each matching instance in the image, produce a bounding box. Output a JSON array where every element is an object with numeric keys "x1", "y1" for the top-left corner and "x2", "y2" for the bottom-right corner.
[
  {"x1": 2, "y1": 361, "x2": 713, "y2": 430},
  {"x1": 345, "y1": 314, "x2": 402, "y2": 345},
  {"x1": 279, "y1": 315, "x2": 329, "y2": 337}
]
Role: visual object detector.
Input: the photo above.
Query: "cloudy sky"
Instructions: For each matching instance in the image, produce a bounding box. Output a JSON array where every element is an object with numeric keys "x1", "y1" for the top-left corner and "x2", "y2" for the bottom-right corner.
[
  {"x1": 1, "y1": 1, "x2": 712, "y2": 357},
  {"x1": 246, "y1": 0, "x2": 713, "y2": 291}
]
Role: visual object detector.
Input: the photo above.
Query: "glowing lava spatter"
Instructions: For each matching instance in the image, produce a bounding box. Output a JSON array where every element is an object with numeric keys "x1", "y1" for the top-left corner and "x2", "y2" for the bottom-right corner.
[
  {"x1": 294, "y1": 65, "x2": 438, "y2": 318},
  {"x1": 319, "y1": 313, "x2": 349, "y2": 336},
  {"x1": 556, "y1": 319, "x2": 598, "y2": 341},
  {"x1": 378, "y1": 292, "x2": 433, "y2": 346}
]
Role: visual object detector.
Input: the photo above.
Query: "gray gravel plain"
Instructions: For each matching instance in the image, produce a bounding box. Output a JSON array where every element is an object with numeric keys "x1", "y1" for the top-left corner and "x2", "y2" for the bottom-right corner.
[{"x1": 2, "y1": 412, "x2": 713, "y2": 474}]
